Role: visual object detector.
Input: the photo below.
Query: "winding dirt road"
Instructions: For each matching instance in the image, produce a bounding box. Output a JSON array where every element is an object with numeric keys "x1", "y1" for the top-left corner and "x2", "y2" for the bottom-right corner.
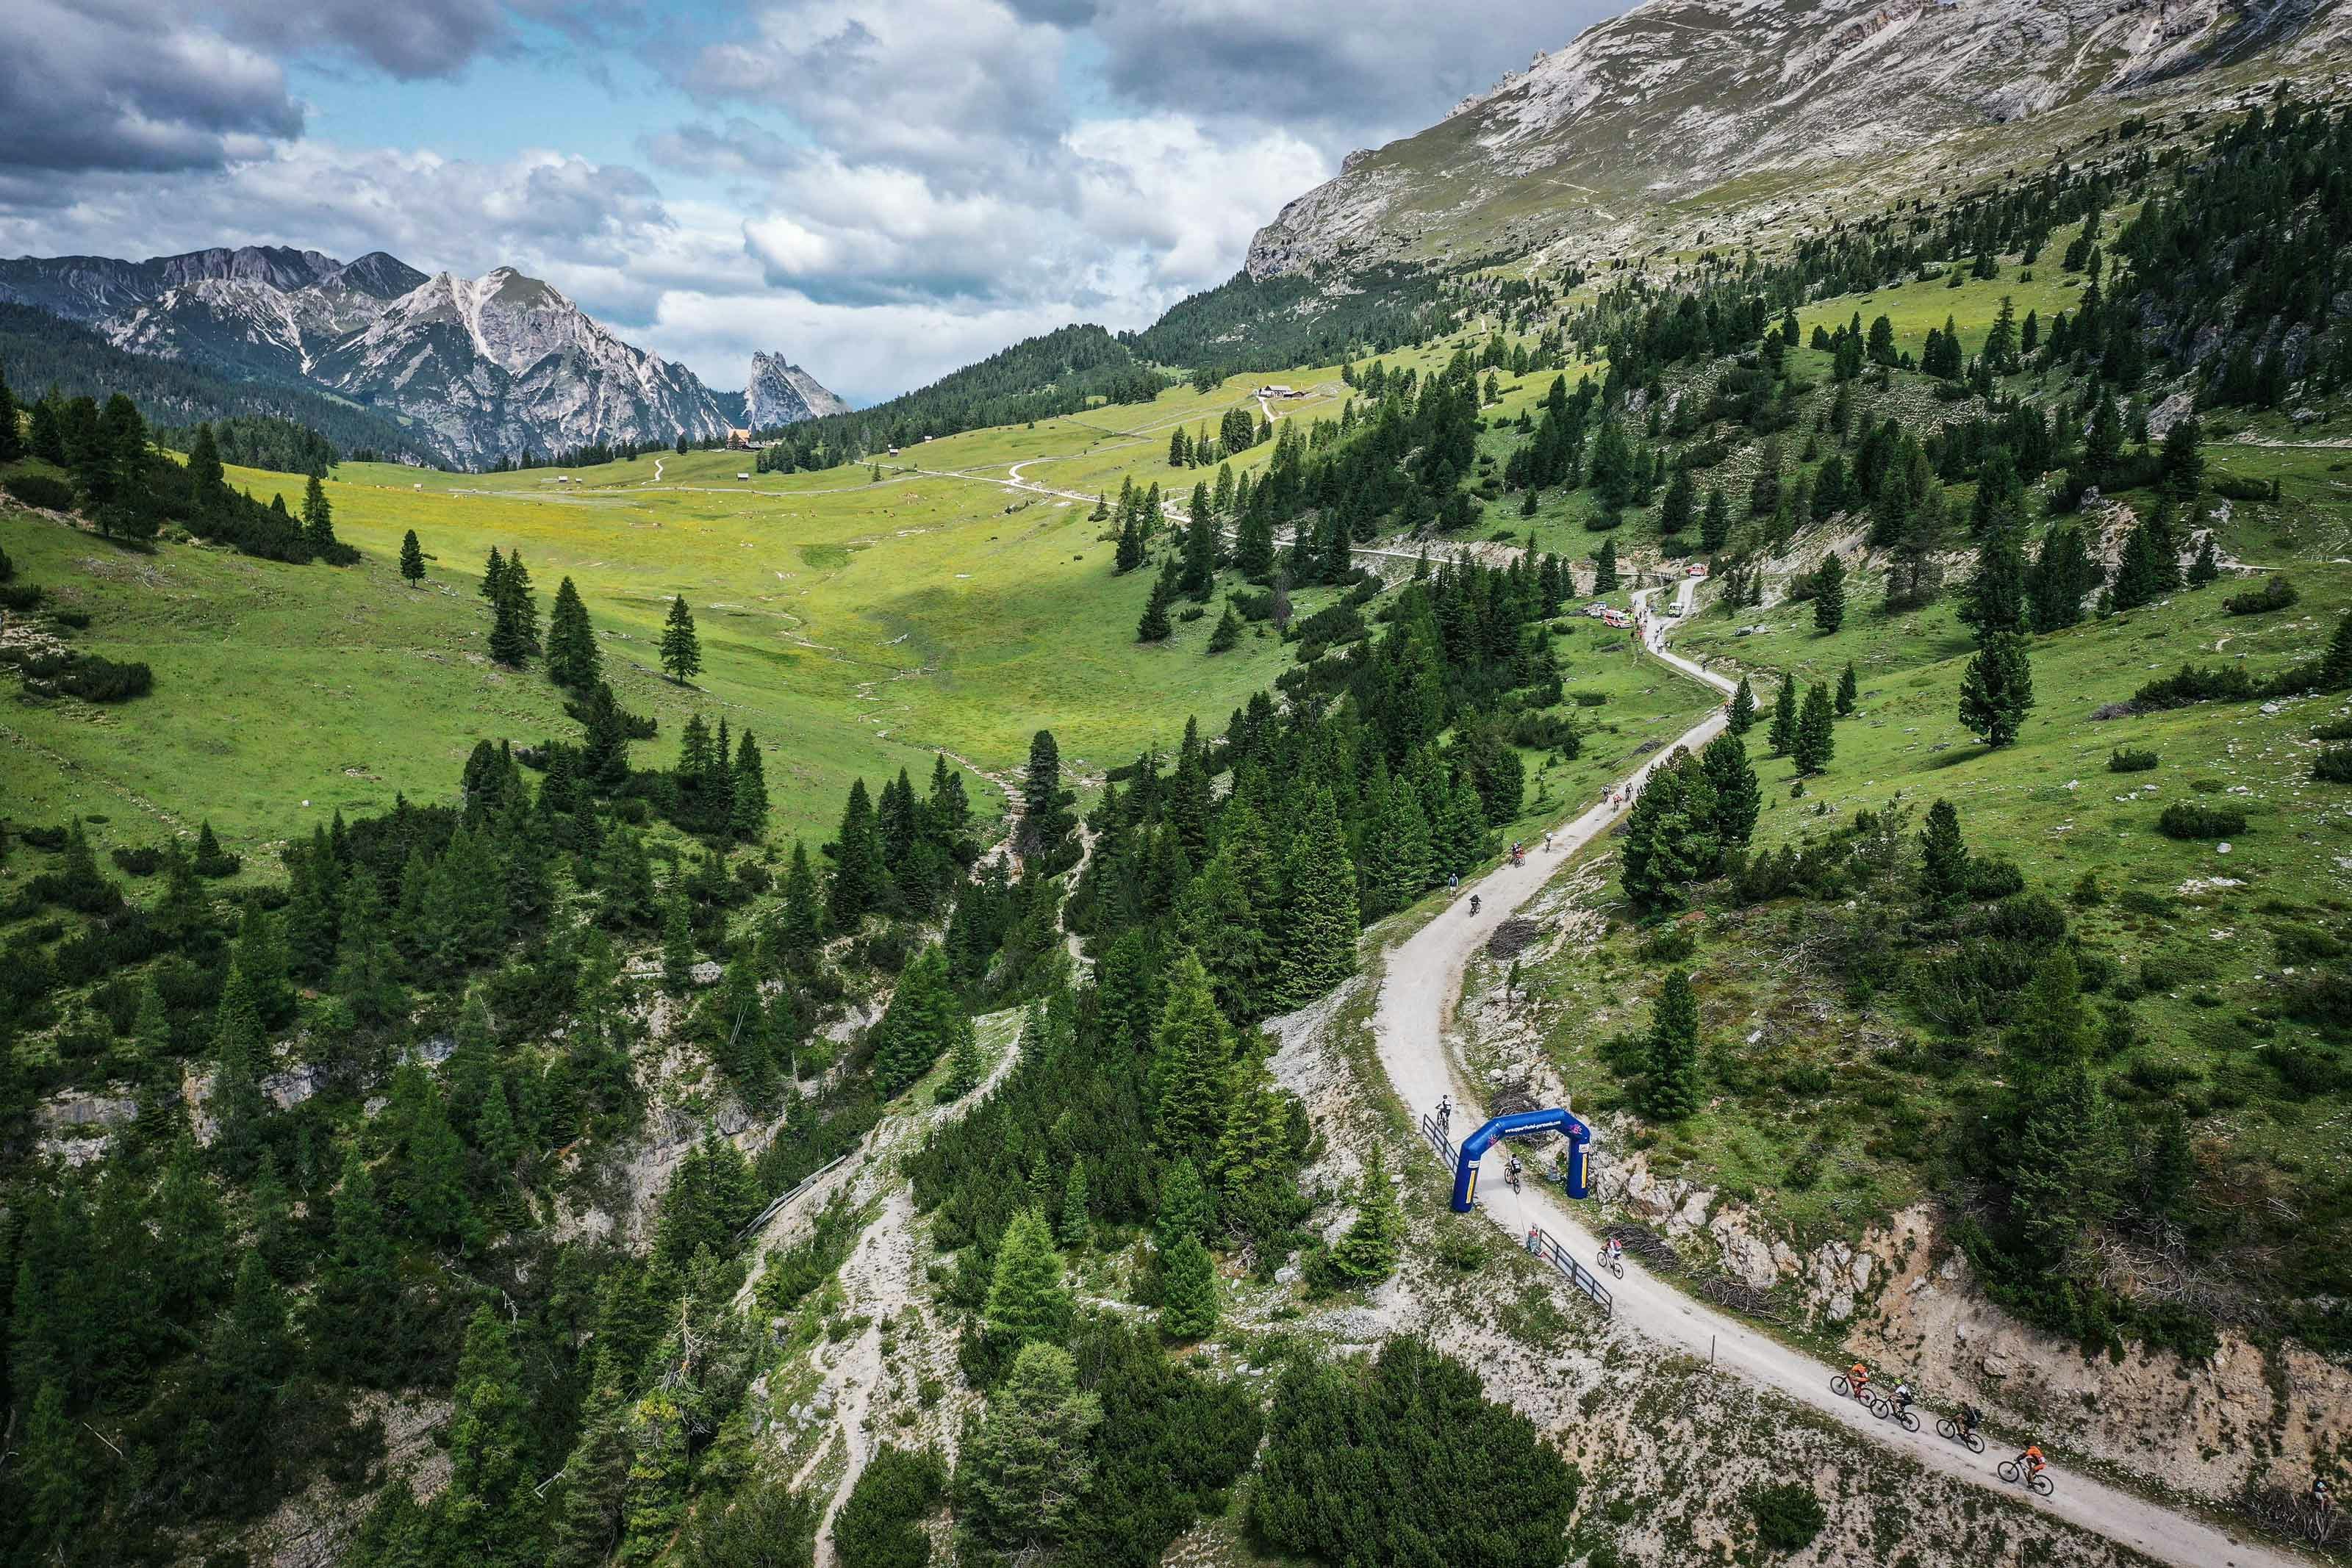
[{"x1": 1365, "y1": 578, "x2": 2308, "y2": 1568}]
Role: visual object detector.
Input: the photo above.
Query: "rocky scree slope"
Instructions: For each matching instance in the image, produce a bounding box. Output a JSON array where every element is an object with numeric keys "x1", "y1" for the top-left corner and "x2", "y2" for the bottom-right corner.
[
  {"x1": 1247, "y1": 0, "x2": 2352, "y2": 280},
  {"x1": 0, "y1": 244, "x2": 845, "y2": 467}
]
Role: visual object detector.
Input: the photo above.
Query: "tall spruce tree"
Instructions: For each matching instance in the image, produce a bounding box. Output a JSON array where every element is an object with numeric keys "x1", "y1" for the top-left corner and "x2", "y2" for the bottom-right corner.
[
  {"x1": 1325, "y1": 1143, "x2": 1402, "y2": 1284},
  {"x1": 301, "y1": 473, "x2": 337, "y2": 554},
  {"x1": 1813, "y1": 552, "x2": 1847, "y2": 633},
  {"x1": 1793, "y1": 682, "x2": 1836, "y2": 773},
  {"x1": 1727, "y1": 675, "x2": 1756, "y2": 736},
  {"x1": 1158, "y1": 1234, "x2": 1219, "y2": 1339},
  {"x1": 659, "y1": 594, "x2": 702, "y2": 683},
  {"x1": 1767, "y1": 675, "x2": 1798, "y2": 755},
  {"x1": 1272, "y1": 788, "x2": 1359, "y2": 1009},
  {"x1": 546, "y1": 578, "x2": 601, "y2": 688},
  {"x1": 1643, "y1": 969, "x2": 1702, "y2": 1119},
  {"x1": 1593, "y1": 536, "x2": 1619, "y2": 593},
  {"x1": 399, "y1": 529, "x2": 426, "y2": 587},
  {"x1": 1835, "y1": 661, "x2": 1858, "y2": 716},
  {"x1": 1958, "y1": 630, "x2": 2035, "y2": 747},
  {"x1": 1918, "y1": 799, "x2": 1970, "y2": 907},
  {"x1": 983, "y1": 1206, "x2": 1072, "y2": 1351}
]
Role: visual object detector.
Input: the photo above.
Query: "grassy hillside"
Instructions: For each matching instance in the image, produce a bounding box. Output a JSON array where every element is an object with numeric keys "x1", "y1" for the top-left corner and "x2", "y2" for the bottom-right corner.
[{"x1": 0, "y1": 369, "x2": 1371, "y2": 860}]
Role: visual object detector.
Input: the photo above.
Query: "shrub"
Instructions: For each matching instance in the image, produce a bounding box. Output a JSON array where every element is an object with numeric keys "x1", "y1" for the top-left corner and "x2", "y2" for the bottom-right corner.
[
  {"x1": 2132, "y1": 664, "x2": 2257, "y2": 711},
  {"x1": 4, "y1": 473, "x2": 76, "y2": 511},
  {"x1": 2, "y1": 648, "x2": 153, "y2": 702},
  {"x1": 1571, "y1": 690, "x2": 1608, "y2": 707},
  {"x1": 1508, "y1": 712, "x2": 1582, "y2": 755},
  {"x1": 2211, "y1": 473, "x2": 2273, "y2": 503},
  {"x1": 2315, "y1": 717, "x2": 2352, "y2": 742},
  {"x1": 50, "y1": 607, "x2": 90, "y2": 630},
  {"x1": 1963, "y1": 856, "x2": 2025, "y2": 899},
  {"x1": 0, "y1": 581, "x2": 42, "y2": 611},
  {"x1": 1748, "y1": 1483, "x2": 1827, "y2": 1552},
  {"x1": 2107, "y1": 747, "x2": 2159, "y2": 773},
  {"x1": 2312, "y1": 747, "x2": 2352, "y2": 783},
  {"x1": 832, "y1": 1445, "x2": 946, "y2": 1568},
  {"x1": 109, "y1": 846, "x2": 162, "y2": 877},
  {"x1": 2224, "y1": 575, "x2": 2297, "y2": 616},
  {"x1": 2156, "y1": 803, "x2": 2246, "y2": 840}
]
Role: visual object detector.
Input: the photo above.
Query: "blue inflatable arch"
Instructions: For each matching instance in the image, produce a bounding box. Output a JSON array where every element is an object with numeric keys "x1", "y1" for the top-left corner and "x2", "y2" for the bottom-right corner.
[{"x1": 1451, "y1": 1107, "x2": 1595, "y2": 1212}]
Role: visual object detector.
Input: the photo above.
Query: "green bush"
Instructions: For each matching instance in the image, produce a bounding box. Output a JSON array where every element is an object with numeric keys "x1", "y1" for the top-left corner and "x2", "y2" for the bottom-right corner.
[
  {"x1": 2132, "y1": 664, "x2": 2258, "y2": 711},
  {"x1": 1964, "y1": 856, "x2": 2025, "y2": 899},
  {"x1": 1748, "y1": 1482, "x2": 1826, "y2": 1552},
  {"x1": 4, "y1": 473, "x2": 76, "y2": 511},
  {"x1": 833, "y1": 1446, "x2": 945, "y2": 1568},
  {"x1": 2156, "y1": 803, "x2": 2246, "y2": 840},
  {"x1": 2312, "y1": 747, "x2": 2352, "y2": 783},
  {"x1": 2316, "y1": 717, "x2": 2352, "y2": 742},
  {"x1": 0, "y1": 581, "x2": 42, "y2": 611},
  {"x1": 2107, "y1": 747, "x2": 2159, "y2": 772},
  {"x1": 2224, "y1": 575, "x2": 2297, "y2": 616}
]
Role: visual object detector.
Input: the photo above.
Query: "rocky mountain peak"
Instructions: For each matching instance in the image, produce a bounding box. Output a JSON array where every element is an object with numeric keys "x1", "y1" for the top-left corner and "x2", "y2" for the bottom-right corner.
[
  {"x1": 745, "y1": 350, "x2": 853, "y2": 428},
  {"x1": 1245, "y1": 0, "x2": 2352, "y2": 281}
]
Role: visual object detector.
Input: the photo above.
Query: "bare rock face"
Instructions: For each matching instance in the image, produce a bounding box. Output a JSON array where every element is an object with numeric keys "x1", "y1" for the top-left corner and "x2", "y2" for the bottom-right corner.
[
  {"x1": 0, "y1": 247, "x2": 845, "y2": 470},
  {"x1": 1244, "y1": 0, "x2": 2352, "y2": 280},
  {"x1": 745, "y1": 350, "x2": 852, "y2": 428}
]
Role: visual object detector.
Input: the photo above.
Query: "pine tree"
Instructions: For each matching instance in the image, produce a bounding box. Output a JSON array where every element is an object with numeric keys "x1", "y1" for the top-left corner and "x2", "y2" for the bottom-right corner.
[
  {"x1": 1835, "y1": 661, "x2": 1858, "y2": 716},
  {"x1": 1793, "y1": 682, "x2": 1835, "y2": 773},
  {"x1": 1963, "y1": 528, "x2": 2029, "y2": 641},
  {"x1": 661, "y1": 892, "x2": 695, "y2": 996},
  {"x1": 983, "y1": 1207, "x2": 1072, "y2": 1351},
  {"x1": 1593, "y1": 536, "x2": 1618, "y2": 593},
  {"x1": 961, "y1": 1342, "x2": 1100, "y2": 1549},
  {"x1": 1158, "y1": 1234, "x2": 1219, "y2": 1339},
  {"x1": 2026, "y1": 522, "x2": 2093, "y2": 631},
  {"x1": 1326, "y1": 1143, "x2": 1403, "y2": 1284},
  {"x1": 1114, "y1": 508, "x2": 1143, "y2": 573},
  {"x1": 212, "y1": 956, "x2": 270, "y2": 1163},
  {"x1": 1150, "y1": 952, "x2": 1234, "y2": 1163},
  {"x1": 1767, "y1": 675, "x2": 1798, "y2": 755},
  {"x1": 659, "y1": 594, "x2": 702, "y2": 683},
  {"x1": 0, "y1": 364, "x2": 20, "y2": 464},
  {"x1": 443, "y1": 1306, "x2": 539, "y2": 1565},
  {"x1": 1272, "y1": 788, "x2": 1359, "y2": 1009},
  {"x1": 481, "y1": 545, "x2": 507, "y2": 603},
  {"x1": 1659, "y1": 467, "x2": 1694, "y2": 533},
  {"x1": 1056, "y1": 1163, "x2": 1091, "y2": 1251},
  {"x1": 1643, "y1": 969, "x2": 1702, "y2": 1120},
  {"x1": 1918, "y1": 799, "x2": 1970, "y2": 907},
  {"x1": 1136, "y1": 558, "x2": 1177, "y2": 641},
  {"x1": 1726, "y1": 675, "x2": 1756, "y2": 736},
  {"x1": 301, "y1": 473, "x2": 337, "y2": 554},
  {"x1": 399, "y1": 529, "x2": 426, "y2": 587},
  {"x1": 829, "y1": 778, "x2": 887, "y2": 927},
  {"x1": 1813, "y1": 552, "x2": 1846, "y2": 633},
  {"x1": 549, "y1": 1375, "x2": 631, "y2": 1568},
  {"x1": 1205, "y1": 602, "x2": 1241, "y2": 653},
  {"x1": 623, "y1": 1389, "x2": 688, "y2": 1563},
  {"x1": 1155, "y1": 1157, "x2": 1213, "y2": 1251},
  {"x1": 2159, "y1": 416, "x2": 2205, "y2": 503},
  {"x1": 727, "y1": 729, "x2": 768, "y2": 841},
  {"x1": 1182, "y1": 485, "x2": 1217, "y2": 594},
  {"x1": 1700, "y1": 731, "x2": 1760, "y2": 849},
  {"x1": 1700, "y1": 486, "x2": 1731, "y2": 552},
  {"x1": 1958, "y1": 630, "x2": 2035, "y2": 747},
  {"x1": 546, "y1": 577, "x2": 601, "y2": 688}
]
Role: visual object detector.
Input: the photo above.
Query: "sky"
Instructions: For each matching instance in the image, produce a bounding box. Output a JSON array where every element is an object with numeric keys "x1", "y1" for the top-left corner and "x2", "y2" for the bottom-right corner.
[{"x1": 0, "y1": 0, "x2": 1613, "y2": 404}]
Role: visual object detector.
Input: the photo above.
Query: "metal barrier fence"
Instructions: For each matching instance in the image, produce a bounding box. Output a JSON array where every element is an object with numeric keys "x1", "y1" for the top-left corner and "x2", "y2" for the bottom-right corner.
[
  {"x1": 1525, "y1": 1224, "x2": 1614, "y2": 1317},
  {"x1": 1419, "y1": 1109, "x2": 1611, "y2": 1318}
]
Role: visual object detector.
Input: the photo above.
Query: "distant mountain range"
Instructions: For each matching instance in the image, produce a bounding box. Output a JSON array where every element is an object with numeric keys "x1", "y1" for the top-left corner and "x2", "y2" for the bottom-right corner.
[{"x1": 0, "y1": 245, "x2": 846, "y2": 469}]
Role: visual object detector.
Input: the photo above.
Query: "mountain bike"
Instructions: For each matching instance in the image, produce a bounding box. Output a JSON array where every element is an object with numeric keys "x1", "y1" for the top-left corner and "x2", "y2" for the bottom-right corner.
[
  {"x1": 1829, "y1": 1375, "x2": 1891, "y2": 1420},
  {"x1": 1937, "y1": 1415, "x2": 1986, "y2": 1453},
  {"x1": 1997, "y1": 1458, "x2": 2055, "y2": 1497},
  {"x1": 1593, "y1": 1246, "x2": 1624, "y2": 1279}
]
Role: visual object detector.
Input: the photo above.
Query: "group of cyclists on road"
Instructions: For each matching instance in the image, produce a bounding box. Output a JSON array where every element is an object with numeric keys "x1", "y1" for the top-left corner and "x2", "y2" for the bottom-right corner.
[{"x1": 1842, "y1": 1361, "x2": 2049, "y2": 1492}]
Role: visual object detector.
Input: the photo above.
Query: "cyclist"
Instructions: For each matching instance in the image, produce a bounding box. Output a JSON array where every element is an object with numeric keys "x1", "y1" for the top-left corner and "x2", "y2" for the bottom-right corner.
[
  {"x1": 1506, "y1": 1153, "x2": 1523, "y2": 1189},
  {"x1": 2315, "y1": 1477, "x2": 2332, "y2": 1512},
  {"x1": 1957, "y1": 1400, "x2": 1982, "y2": 1439},
  {"x1": 1891, "y1": 1379, "x2": 1913, "y2": 1416},
  {"x1": 1847, "y1": 1361, "x2": 1871, "y2": 1400},
  {"x1": 1469, "y1": 894, "x2": 1482, "y2": 916},
  {"x1": 1605, "y1": 1235, "x2": 1624, "y2": 1268},
  {"x1": 2020, "y1": 1442, "x2": 2047, "y2": 1479}
]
